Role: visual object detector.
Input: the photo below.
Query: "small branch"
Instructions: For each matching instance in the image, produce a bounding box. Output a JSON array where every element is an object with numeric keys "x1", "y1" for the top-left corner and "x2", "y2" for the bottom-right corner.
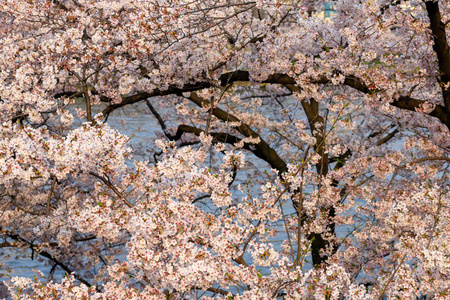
[
  {"x1": 384, "y1": 156, "x2": 450, "y2": 198},
  {"x1": 376, "y1": 128, "x2": 399, "y2": 146},
  {"x1": 191, "y1": 286, "x2": 232, "y2": 297},
  {"x1": 192, "y1": 194, "x2": 210, "y2": 203},
  {"x1": 145, "y1": 99, "x2": 170, "y2": 137},
  {"x1": 88, "y1": 172, "x2": 133, "y2": 208},
  {"x1": 10, "y1": 176, "x2": 57, "y2": 216},
  {"x1": 6, "y1": 233, "x2": 96, "y2": 290},
  {"x1": 400, "y1": 156, "x2": 450, "y2": 166}
]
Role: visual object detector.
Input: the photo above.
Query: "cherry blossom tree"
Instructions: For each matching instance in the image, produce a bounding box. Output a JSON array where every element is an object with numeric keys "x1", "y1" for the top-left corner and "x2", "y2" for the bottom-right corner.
[{"x1": 0, "y1": 0, "x2": 449, "y2": 299}]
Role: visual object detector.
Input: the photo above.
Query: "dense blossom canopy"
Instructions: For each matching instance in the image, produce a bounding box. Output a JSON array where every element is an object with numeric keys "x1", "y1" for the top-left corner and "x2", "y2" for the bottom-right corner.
[{"x1": 0, "y1": 0, "x2": 449, "y2": 299}]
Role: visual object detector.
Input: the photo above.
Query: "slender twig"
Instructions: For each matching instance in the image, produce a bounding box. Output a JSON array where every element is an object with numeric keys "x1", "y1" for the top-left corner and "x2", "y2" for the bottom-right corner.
[
  {"x1": 377, "y1": 253, "x2": 407, "y2": 300},
  {"x1": 88, "y1": 172, "x2": 133, "y2": 208}
]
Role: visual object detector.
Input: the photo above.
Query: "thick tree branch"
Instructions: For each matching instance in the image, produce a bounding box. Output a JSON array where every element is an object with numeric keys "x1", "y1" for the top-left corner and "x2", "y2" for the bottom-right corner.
[
  {"x1": 99, "y1": 71, "x2": 296, "y2": 119},
  {"x1": 94, "y1": 65, "x2": 450, "y2": 130},
  {"x1": 425, "y1": 1, "x2": 450, "y2": 110},
  {"x1": 219, "y1": 70, "x2": 296, "y2": 86},
  {"x1": 298, "y1": 98, "x2": 336, "y2": 265},
  {"x1": 101, "y1": 82, "x2": 211, "y2": 118},
  {"x1": 175, "y1": 123, "x2": 288, "y2": 174},
  {"x1": 314, "y1": 74, "x2": 450, "y2": 128},
  {"x1": 186, "y1": 93, "x2": 288, "y2": 174}
]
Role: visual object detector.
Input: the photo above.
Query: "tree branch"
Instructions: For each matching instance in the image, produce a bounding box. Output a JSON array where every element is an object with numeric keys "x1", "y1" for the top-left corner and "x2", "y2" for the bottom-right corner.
[
  {"x1": 376, "y1": 128, "x2": 399, "y2": 146},
  {"x1": 101, "y1": 82, "x2": 211, "y2": 118},
  {"x1": 6, "y1": 233, "x2": 95, "y2": 290},
  {"x1": 175, "y1": 124, "x2": 286, "y2": 174},
  {"x1": 186, "y1": 93, "x2": 288, "y2": 174},
  {"x1": 314, "y1": 74, "x2": 450, "y2": 128},
  {"x1": 425, "y1": 1, "x2": 450, "y2": 110},
  {"x1": 88, "y1": 172, "x2": 134, "y2": 208}
]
